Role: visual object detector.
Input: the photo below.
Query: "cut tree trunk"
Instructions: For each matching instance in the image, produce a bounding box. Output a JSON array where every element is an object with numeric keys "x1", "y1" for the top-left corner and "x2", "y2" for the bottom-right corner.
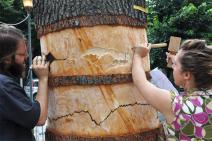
[{"x1": 33, "y1": 0, "x2": 164, "y2": 141}]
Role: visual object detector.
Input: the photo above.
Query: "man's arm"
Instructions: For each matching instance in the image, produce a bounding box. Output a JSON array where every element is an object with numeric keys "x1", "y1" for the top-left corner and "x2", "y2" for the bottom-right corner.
[
  {"x1": 32, "y1": 56, "x2": 49, "y2": 125},
  {"x1": 35, "y1": 77, "x2": 48, "y2": 125}
]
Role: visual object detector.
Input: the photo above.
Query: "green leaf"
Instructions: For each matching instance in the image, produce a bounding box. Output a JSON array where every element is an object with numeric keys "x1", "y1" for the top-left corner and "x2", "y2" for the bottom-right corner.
[
  {"x1": 181, "y1": 121, "x2": 194, "y2": 136},
  {"x1": 204, "y1": 125, "x2": 212, "y2": 139}
]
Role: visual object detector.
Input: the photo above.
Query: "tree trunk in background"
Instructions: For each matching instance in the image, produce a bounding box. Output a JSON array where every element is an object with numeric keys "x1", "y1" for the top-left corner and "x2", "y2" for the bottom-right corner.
[{"x1": 33, "y1": 0, "x2": 164, "y2": 140}]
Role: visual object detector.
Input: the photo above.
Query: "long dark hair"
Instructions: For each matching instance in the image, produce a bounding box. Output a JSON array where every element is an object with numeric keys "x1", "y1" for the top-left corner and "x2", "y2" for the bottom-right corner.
[
  {"x1": 0, "y1": 24, "x2": 25, "y2": 74},
  {"x1": 179, "y1": 39, "x2": 212, "y2": 89}
]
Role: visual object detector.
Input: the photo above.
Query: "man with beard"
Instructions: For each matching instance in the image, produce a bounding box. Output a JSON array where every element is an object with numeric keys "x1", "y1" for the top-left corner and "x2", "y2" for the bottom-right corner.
[{"x1": 0, "y1": 24, "x2": 49, "y2": 141}]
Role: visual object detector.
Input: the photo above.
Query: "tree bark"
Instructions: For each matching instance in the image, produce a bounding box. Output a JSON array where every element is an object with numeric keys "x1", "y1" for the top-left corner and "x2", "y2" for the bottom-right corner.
[
  {"x1": 45, "y1": 127, "x2": 165, "y2": 141},
  {"x1": 33, "y1": 0, "x2": 147, "y2": 37}
]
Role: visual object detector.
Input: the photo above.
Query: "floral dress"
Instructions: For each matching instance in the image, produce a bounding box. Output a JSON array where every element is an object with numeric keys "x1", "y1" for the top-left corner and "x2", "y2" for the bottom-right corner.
[{"x1": 167, "y1": 89, "x2": 212, "y2": 141}]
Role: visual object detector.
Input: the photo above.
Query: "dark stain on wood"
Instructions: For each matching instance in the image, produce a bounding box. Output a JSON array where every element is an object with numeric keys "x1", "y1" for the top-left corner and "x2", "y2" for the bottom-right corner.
[
  {"x1": 48, "y1": 72, "x2": 151, "y2": 87},
  {"x1": 45, "y1": 127, "x2": 165, "y2": 141},
  {"x1": 48, "y1": 74, "x2": 133, "y2": 87}
]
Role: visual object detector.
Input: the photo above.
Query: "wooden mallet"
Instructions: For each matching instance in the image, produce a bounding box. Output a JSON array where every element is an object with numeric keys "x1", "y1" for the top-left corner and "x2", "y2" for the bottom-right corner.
[
  {"x1": 166, "y1": 36, "x2": 181, "y2": 68},
  {"x1": 150, "y1": 36, "x2": 181, "y2": 68}
]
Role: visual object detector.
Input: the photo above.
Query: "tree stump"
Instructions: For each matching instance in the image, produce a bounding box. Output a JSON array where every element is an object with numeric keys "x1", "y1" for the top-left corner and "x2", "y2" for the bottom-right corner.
[{"x1": 33, "y1": 0, "x2": 163, "y2": 140}]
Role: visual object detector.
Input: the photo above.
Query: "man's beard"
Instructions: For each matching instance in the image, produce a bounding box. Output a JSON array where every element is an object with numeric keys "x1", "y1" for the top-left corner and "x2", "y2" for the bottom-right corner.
[{"x1": 8, "y1": 61, "x2": 25, "y2": 78}]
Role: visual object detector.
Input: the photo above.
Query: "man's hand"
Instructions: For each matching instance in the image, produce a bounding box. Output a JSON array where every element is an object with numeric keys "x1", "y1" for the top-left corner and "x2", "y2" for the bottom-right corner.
[{"x1": 32, "y1": 56, "x2": 49, "y2": 80}]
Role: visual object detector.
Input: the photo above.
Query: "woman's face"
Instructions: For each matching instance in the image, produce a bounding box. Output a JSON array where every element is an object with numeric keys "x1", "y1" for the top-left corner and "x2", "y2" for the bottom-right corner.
[{"x1": 172, "y1": 50, "x2": 185, "y2": 87}]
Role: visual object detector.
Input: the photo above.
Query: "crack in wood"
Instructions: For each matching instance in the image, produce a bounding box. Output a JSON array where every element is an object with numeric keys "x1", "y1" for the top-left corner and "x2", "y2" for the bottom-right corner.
[{"x1": 49, "y1": 102, "x2": 150, "y2": 126}]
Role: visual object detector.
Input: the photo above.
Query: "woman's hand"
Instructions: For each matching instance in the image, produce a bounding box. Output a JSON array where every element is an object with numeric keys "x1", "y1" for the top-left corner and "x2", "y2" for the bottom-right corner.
[
  {"x1": 166, "y1": 52, "x2": 175, "y2": 64},
  {"x1": 32, "y1": 56, "x2": 49, "y2": 80},
  {"x1": 132, "y1": 43, "x2": 151, "y2": 58}
]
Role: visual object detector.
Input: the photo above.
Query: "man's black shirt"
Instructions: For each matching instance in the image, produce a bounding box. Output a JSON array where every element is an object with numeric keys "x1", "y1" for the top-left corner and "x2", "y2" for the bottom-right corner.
[{"x1": 0, "y1": 74, "x2": 40, "y2": 141}]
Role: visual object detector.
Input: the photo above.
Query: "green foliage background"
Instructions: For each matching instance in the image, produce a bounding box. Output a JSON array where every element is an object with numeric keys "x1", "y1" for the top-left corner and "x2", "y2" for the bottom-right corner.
[
  {"x1": 147, "y1": 0, "x2": 212, "y2": 69},
  {"x1": 0, "y1": 0, "x2": 41, "y2": 57}
]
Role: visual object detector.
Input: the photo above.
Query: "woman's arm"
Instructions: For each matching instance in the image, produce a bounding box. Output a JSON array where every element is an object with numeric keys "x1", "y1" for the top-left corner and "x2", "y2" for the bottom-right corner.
[{"x1": 132, "y1": 46, "x2": 174, "y2": 123}]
